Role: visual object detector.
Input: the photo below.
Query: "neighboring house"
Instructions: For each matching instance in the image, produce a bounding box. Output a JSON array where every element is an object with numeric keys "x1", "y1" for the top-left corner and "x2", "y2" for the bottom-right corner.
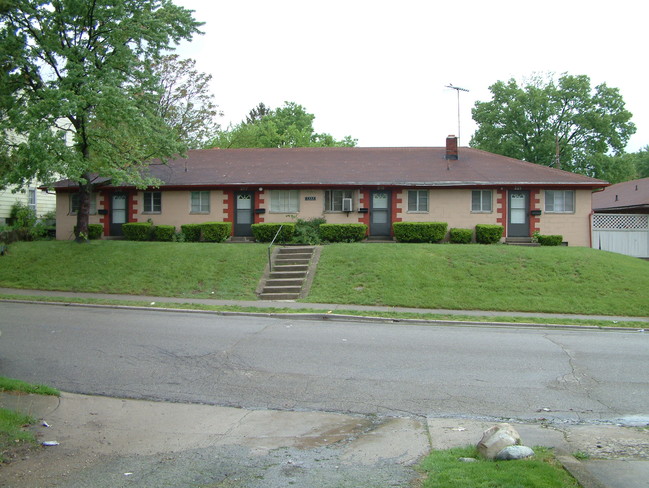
[
  {"x1": 51, "y1": 136, "x2": 606, "y2": 246},
  {"x1": 0, "y1": 184, "x2": 56, "y2": 225},
  {"x1": 591, "y1": 177, "x2": 649, "y2": 258}
]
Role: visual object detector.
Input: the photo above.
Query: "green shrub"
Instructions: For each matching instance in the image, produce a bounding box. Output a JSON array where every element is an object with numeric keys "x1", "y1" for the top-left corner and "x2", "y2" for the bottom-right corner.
[
  {"x1": 449, "y1": 227, "x2": 473, "y2": 244},
  {"x1": 181, "y1": 223, "x2": 202, "y2": 242},
  {"x1": 290, "y1": 218, "x2": 326, "y2": 245},
  {"x1": 122, "y1": 222, "x2": 153, "y2": 241},
  {"x1": 319, "y1": 223, "x2": 367, "y2": 242},
  {"x1": 475, "y1": 224, "x2": 504, "y2": 244},
  {"x1": 200, "y1": 222, "x2": 231, "y2": 242},
  {"x1": 392, "y1": 222, "x2": 448, "y2": 243},
  {"x1": 9, "y1": 202, "x2": 36, "y2": 229},
  {"x1": 537, "y1": 234, "x2": 563, "y2": 246},
  {"x1": 154, "y1": 225, "x2": 176, "y2": 242},
  {"x1": 251, "y1": 223, "x2": 295, "y2": 242},
  {"x1": 72, "y1": 224, "x2": 103, "y2": 240}
]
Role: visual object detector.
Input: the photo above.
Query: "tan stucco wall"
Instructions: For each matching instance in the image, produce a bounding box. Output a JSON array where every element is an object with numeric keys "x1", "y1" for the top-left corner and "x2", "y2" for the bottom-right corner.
[
  {"x1": 260, "y1": 189, "x2": 361, "y2": 224},
  {"x1": 395, "y1": 189, "x2": 497, "y2": 229},
  {"x1": 54, "y1": 187, "x2": 594, "y2": 245},
  {"x1": 135, "y1": 190, "x2": 226, "y2": 229},
  {"x1": 55, "y1": 193, "x2": 102, "y2": 240},
  {"x1": 536, "y1": 189, "x2": 592, "y2": 247}
]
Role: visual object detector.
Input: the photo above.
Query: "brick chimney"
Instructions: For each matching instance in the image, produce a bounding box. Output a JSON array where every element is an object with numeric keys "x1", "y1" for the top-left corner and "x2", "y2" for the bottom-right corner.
[{"x1": 445, "y1": 135, "x2": 458, "y2": 160}]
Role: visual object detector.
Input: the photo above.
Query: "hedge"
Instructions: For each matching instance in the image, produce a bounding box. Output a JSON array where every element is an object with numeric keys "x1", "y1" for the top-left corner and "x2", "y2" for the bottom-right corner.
[
  {"x1": 251, "y1": 223, "x2": 295, "y2": 242},
  {"x1": 181, "y1": 223, "x2": 202, "y2": 242},
  {"x1": 449, "y1": 228, "x2": 472, "y2": 244},
  {"x1": 154, "y1": 225, "x2": 176, "y2": 242},
  {"x1": 200, "y1": 222, "x2": 231, "y2": 242},
  {"x1": 74, "y1": 224, "x2": 103, "y2": 240},
  {"x1": 122, "y1": 222, "x2": 153, "y2": 241},
  {"x1": 537, "y1": 234, "x2": 563, "y2": 246},
  {"x1": 319, "y1": 223, "x2": 367, "y2": 242},
  {"x1": 475, "y1": 224, "x2": 504, "y2": 244},
  {"x1": 393, "y1": 222, "x2": 447, "y2": 243}
]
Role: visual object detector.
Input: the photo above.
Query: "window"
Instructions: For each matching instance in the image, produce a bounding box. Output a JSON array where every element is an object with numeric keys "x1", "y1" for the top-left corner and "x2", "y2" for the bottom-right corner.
[
  {"x1": 325, "y1": 190, "x2": 354, "y2": 212},
  {"x1": 143, "y1": 191, "x2": 161, "y2": 213},
  {"x1": 471, "y1": 190, "x2": 492, "y2": 212},
  {"x1": 28, "y1": 189, "x2": 37, "y2": 212},
  {"x1": 270, "y1": 190, "x2": 299, "y2": 213},
  {"x1": 70, "y1": 193, "x2": 97, "y2": 215},
  {"x1": 190, "y1": 191, "x2": 210, "y2": 213},
  {"x1": 408, "y1": 190, "x2": 428, "y2": 212},
  {"x1": 545, "y1": 190, "x2": 574, "y2": 213}
]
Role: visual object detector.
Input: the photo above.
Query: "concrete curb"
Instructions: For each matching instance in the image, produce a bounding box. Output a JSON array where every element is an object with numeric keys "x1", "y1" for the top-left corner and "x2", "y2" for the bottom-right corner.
[
  {"x1": 555, "y1": 450, "x2": 609, "y2": 488},
  {"x1": 1, "y1": 297, "x2": 647, "y2": 332}
]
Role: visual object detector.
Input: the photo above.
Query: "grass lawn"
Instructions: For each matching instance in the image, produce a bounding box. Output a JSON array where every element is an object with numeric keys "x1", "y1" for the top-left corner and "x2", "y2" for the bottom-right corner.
[
  {"x1": 0, "y1": 378, "x2": 59, "y2": 462},
  {"x1": 0, "y1": 240, "x2": 268, "y2": 299},
  {"x1": 419, "y1": 446, "x2": 580, "y2": 488},
  {"x1": 306, "y1": 244, "x2": 649, "y2": 316},
  {"x1": 0, "y1": 241, "x2": 647, "y2": 316}
]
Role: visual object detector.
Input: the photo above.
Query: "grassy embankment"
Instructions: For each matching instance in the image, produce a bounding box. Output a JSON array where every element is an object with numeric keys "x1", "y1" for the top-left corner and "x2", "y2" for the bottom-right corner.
[{"x1": 0, "y1": 241, "x2": 647, "y2": 320}]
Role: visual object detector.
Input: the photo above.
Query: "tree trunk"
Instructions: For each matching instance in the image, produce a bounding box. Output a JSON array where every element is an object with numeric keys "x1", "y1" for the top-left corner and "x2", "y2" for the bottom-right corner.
[{"x1": 74, "y1": 180, "x2": 93, "y2": 243}]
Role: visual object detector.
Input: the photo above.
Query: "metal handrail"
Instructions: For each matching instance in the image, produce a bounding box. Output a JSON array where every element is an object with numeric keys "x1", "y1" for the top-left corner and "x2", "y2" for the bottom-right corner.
[{"x1": 268, "y1": 224, "x2": 284, "y2": 271}]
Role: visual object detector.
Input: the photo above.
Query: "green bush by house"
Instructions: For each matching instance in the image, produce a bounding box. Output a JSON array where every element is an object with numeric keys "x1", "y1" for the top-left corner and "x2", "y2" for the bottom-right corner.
[
  {"x1": 537, "y1": 234, "x2": 563, "y2": 246},
  {"x1": 122, "y1": 222, "x2": 153, "y2": 241},
  {"x1": 73, "y1": 224, "x2": 103, "y2": 240},
  {"x1": 449, "y1": 228, "x2": 473, "y2": 244},
  {"x1": 154, "y1": 225, "x2": 176, "y2": 242},
  {"x1": 200, "y1": 222, "x2": 231, "y2": 242},
  {"x1": 251, "y1": 223, "x2": 295, "y2": 242},
  {"x1": 181, "y1": 223, "x2": 202, "y2": 242},
  {"x1": 393, "y1": 222, "x2": 448, "y2": 243},
  {"x1": 475, "y1": 224, "x2": 504, "y2": 244},
  {"x1": 319, "y1": 223, "x2": 367, "y2": 242}
]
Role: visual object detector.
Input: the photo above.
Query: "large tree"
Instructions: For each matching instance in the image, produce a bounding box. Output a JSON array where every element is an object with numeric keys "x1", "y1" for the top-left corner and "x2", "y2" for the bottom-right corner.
[
  {"x1": 212, "y1": 101, "x2": 357, "y2": 148},
  {"x1": 470, "y1": 74, "x2": 636, "y2": 177},
  {"x1": 152, "y1": 54, "x2": 221, "y2": 149},
  {"x1": 0, "y1": 0, "x2": 200, "y2": 240}
]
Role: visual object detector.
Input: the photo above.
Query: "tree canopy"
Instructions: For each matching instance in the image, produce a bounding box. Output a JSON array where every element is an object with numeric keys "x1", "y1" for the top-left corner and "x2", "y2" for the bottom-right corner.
[
  {"x1": 211, "y1": 101, "x2": 357, "y2": 148},
  {"x1": 0, "y1": 0, "x2": 201, "y2": 239},
  {"x1": 152, "y1": 54, "x2": 222, "y2": 149},
  {"x1": 470, "y1": 74, "x2": 636, "y2": 178}
]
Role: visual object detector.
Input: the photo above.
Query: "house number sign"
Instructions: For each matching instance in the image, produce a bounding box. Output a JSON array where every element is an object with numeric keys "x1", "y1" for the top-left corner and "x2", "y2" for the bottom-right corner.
[{"x1": 304, "y1": 196, "x2": 316, "y2": 201}]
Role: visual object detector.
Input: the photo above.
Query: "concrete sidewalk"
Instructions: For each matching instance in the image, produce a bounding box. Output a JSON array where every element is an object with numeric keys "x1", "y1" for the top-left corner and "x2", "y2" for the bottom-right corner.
[
  {"x1": 1, "y1": 287, "x2": 648, "y2": 325},
  {"x1": 1, "y1": 392, "x2": 648, "y2": 488}
]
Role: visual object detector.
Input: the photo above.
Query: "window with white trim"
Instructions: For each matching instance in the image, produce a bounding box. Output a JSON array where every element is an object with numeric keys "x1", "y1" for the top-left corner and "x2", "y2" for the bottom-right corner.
[
  {"x1": 407, "y1": 190, "x2": 428, "y2": 212},
  {"x1": 70, "y1": 193, "x2": 97, "y2": 215},
  {"x1": 143, "y1": 191, "x2": 161, "y2": 213},
  {"x1": 270, "y1": 190, "x2": 299, "y2": 213},
  {"x1": 325, "y1": 190, "x2": 354, "y2": 212},
  {"x1": 28, "y1": 189, "x2": 37, "y2": 212},
  {"x1": 190, "y1": 191, "x2": 210, "y2": 213},
  {"x1": 471, "y1": 190, "x2": 492, "y2": 212},
  {"x1": 545, "y1": 190, "x2": 574, "y2": 213}
]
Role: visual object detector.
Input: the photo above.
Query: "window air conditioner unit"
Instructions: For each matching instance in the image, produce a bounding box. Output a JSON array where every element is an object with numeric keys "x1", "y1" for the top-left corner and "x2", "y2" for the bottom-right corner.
[{"x1": 342, "y1": 198, "x2": 353, "y2": 212}]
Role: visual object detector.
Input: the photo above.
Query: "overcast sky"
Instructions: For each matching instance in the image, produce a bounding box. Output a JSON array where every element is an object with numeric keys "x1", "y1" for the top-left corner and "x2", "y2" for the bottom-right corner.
[{"x1": 173, "y1": 0, "x2": 647, "y2": 151}]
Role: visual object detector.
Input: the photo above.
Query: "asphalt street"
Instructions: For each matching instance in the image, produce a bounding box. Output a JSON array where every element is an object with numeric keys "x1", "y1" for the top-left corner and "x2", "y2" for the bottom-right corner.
[{"x1": 1, "y1": 301, "x2": 647, "y2": 423}]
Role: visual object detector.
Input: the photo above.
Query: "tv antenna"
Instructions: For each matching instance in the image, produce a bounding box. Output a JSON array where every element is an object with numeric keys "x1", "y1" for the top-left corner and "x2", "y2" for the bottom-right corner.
[{"x1": 446, "y1": 84, "x2": 470, "y2": 146}]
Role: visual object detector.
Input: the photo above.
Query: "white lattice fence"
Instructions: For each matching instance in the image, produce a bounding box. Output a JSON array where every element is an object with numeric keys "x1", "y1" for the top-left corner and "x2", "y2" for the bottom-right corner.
[{"x1": 592, "y1": 214, "x2": 649, "y2": 258}]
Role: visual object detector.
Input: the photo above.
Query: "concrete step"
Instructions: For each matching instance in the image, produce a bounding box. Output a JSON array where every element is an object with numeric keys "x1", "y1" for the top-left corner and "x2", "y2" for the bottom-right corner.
[
  {"x1": 275, "y1": 252, "x2": 313, "y2": 259},
  {"x1": 274, "y1": 258, "x2": 311, "y2": 266},
  {"x1": 272, "y1": 264, "x2": 309, "y2": 272},
  {"x1": 269, "y1": 270, "x2": 307, "y2": 279},
  {"x1": 259, "y1": 292, "x2": 300, "y2": 300},
  {"x1": 261, "y1": 285, "x2": 303, "y2": 294},
  {"x1": 277, "y1": 246, "x2": 315, "y2": 254},
  {"x1": 265, "y1": 278, "x2": 305, "y2": 287}
]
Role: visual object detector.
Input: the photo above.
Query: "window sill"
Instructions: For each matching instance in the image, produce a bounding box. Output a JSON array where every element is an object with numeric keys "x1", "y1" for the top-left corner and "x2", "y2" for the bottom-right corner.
[
  {"x1": 190, "y1": 211, "x2": 210, "y2": 215},
  {"x1": 406, "y1": 211, "x2": 429, "y2": 214},
  {"x1": 471, "y1": 211, "x2": 493, "y2": 214},
  {"x1": 544, "y1": 211, "x2": 575, "y2": 214},
  {"x1": 142, "y1": 212, "x2": 162, "y2": 215}
]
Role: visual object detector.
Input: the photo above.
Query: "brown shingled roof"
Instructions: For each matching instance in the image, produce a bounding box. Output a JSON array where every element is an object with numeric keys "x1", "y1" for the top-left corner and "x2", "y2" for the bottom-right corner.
[
  {"x1": 592, "y1": 177, "x2": 649, "y2": 211},
  {"x1": 52, "y1": 146, "x2": 608, "y2": 189}
]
